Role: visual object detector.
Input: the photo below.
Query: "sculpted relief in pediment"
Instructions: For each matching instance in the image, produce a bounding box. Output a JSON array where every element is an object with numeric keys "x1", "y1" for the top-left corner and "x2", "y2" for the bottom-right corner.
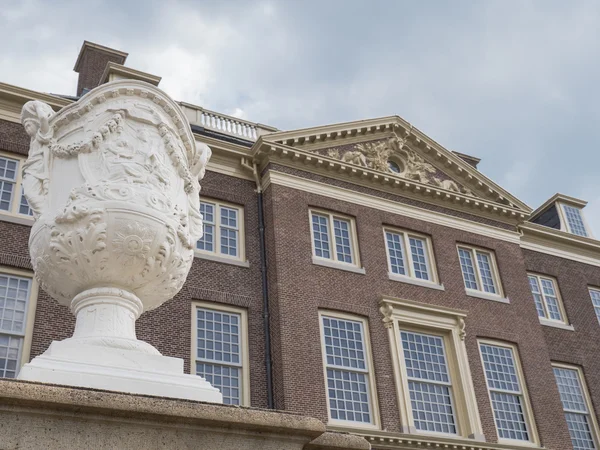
[{"x1": 323, "y1": 135, "x2": 474, "y2": 196}]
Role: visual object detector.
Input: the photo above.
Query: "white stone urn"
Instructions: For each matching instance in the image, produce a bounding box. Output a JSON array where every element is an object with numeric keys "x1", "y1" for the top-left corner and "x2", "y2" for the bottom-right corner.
[{"x1": 17, "y1": 80, "x2": 222, "y2": 402}]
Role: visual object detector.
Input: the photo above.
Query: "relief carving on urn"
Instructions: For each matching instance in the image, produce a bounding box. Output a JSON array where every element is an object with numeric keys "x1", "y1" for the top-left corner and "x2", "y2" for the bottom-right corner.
[{"x1": 18, "y1": 80, "x2": 220, "y2": 402}]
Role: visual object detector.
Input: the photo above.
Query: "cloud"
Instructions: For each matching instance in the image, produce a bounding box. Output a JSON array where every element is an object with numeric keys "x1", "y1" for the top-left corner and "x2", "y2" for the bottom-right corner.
[{"x1": 1, "y1": 0, "x2": 600, "y2": 233}]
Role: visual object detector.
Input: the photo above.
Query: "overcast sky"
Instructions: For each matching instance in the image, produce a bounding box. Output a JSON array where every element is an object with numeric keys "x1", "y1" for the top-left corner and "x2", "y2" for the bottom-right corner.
[{"x1": 2, "y1": 0, "x2": 600, "y2": 233}]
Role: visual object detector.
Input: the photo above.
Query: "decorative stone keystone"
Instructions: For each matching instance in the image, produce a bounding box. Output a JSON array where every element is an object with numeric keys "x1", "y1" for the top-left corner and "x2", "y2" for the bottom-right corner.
[{"x1": 17, "y1": 80, "x2": 221, "y2": 403}]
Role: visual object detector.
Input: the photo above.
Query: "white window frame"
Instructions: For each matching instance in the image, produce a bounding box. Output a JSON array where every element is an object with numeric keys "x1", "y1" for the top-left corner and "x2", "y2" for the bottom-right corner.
[
  {"x1": 309, "y1": 209, "x2": 363, "y2": 274},
  {"x1": 0, "y1": 151, "x2": 34, "y2": 225},
  {"x1": 0, "y1": 266, "x2": 39, "y2": 378},
  {"x1": 457, "y1": 245, "x2": 506, "y2": 302},
  {"x1": 318, "y1": 310, "x2": 380, "y2": 430},
  {"x1": 380, "y1": 297, "x2": 485, "y2": 441},
  {"x1": 527, "y1": 274, "x2": 572, "y2": 330},
  {"x1": 477, "y1": 340, "x2": 539, "y2": 446},
  {"x1": 552, "y1": 363, "x2": 600, "y2": 450},
  {"x1": 383, "y1": 227, "x2": 442, "y2": 290},
  {"x1": 190, "y1": 301, "x2": 250, "y2": 406},
  {"x1": 195, "y1": 199, "x2": 247, "y2": 267},
  {"x1": 557, "y1": 202, "x2": 593, "y2": 238}
]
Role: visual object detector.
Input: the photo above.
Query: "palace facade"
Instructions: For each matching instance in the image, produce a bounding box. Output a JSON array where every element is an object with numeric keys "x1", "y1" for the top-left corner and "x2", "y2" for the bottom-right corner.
[{"x1": 1, "y1": 41, "x2": 599, "y2": 450}]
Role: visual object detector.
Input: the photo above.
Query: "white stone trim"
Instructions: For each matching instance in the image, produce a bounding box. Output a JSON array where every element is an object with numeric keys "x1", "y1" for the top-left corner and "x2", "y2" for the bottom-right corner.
[
  {"x1": 539, "y1": 318, "x2": 574, "y2": 331},
  {"x1": 380, "y1": 297, "x2": 485, "y2": 441},
  {"x1": 465, "y1": 289, "x2": 510, "y2": 304},
  {"x1": 309, "y1": 208, "x2": 362, "y2": 269},
  {"x1": 0, "y1": 150, "x2": 35, "y2": 221},
  {"x1": 196, "y1": 198, "x2": 246, "y2": 262},
  {"x1": 388, "y1": 272, "x2": 445, "y2": 290},
  {"x1": 552, "y1": 362, "x2": 600, "y2": 449},
  {"x1": 263, "y1": 171, "x2": 521, "y2": 244},
  {"x1": 0, "y1": 265, "x2": 39, "y2": 376},
  {"x1": 312, "y1": 256, "x2": 366, "y2": 274},
  {"x1": 190, "y1": 301, "x2": 250, "y2": 406},
  {"x1": 457, "y1": 245, "x2": 505, "y2": 299},
  {"x1": 477, "y1": 339, "x2": 540, "y2": 446},
  {"x1": 318, "y1": 310, "x2": 381, "y2": 431},
  {"x1": 383, "y1": 227, "x2": 440, "y2": 285},
  {"x1": 195, "y1": 252, "x2": 250, "y2": 268}
]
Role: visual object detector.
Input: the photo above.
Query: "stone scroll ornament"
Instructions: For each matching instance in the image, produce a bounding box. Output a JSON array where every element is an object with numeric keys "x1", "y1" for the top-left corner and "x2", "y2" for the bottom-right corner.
[{"x1": 17, "y1": 80, "x2": 222, "y2": 403}]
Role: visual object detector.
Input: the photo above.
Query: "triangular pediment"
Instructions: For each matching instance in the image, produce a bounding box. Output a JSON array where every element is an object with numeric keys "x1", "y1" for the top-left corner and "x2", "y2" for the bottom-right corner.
[{"x1": 261, "y1": 116, "x2": 530, "y2": 213}]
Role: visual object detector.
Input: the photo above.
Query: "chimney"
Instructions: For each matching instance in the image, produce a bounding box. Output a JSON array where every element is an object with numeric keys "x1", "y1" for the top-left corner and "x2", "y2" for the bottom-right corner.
[
  {"x1": 452, "y1": 151, "x2": 481, "y2": 169},
  {"x1": 73, "y1": 41, "x2": 128, "y2": 96}
]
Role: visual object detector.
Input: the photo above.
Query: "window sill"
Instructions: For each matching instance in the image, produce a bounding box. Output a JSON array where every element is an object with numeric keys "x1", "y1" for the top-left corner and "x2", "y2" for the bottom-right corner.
[
  {"x1": 465, "y1": 289, "x2": 510, "y2": 304},
  {"x1": 497, "y1": 438, "x2": 541, "y2": 448},
  {"x1": 388, "y1": 273, "x2": 445, "y2": 291},
  {"x1": 327, "y1": 421, "x2": 380, "y2": 432},
  {"x1": 195, "y1": 252, "x2": 250, "y2": 268},
  {"x1": 0, "y1": 213, "x2": 34, "y2": 226},
  {"x1": 539, "y1": 318, "x2": 574, "y2": 331},
  {"x1": 312, "y1": 256, "x2": 365, "y2": 274}
]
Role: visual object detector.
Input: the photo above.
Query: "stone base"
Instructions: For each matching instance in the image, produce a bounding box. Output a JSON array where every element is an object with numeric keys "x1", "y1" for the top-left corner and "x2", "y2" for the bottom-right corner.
[
  {"x1": 0, "y1": 380, "x2": 369, "y2": 450},
  {"x1": 18, "y1": 339, "x2": 222, "y2": 403}
]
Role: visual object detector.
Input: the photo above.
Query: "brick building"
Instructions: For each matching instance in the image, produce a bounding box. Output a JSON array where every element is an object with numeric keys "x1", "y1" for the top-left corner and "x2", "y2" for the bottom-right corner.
[{"x1": 0, "y1": 41, "x2": 599, "y2": 450}]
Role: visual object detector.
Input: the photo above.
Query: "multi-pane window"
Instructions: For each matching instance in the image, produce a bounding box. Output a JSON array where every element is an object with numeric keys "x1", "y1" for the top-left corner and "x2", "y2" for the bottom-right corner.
[
  {"x1": 0, "y1": 156, "x2": 32, "y2": 217},
  {"x1": 384, "y1": 229, "x2": 436, "y2": 282},
  {"x1": 400, "y1": 331, "x2": 456, "y2": 434},
  {"x1": 320, "y1": 313, "x2": 376, "y2": 426},
  {"x1": 458, "y1": 246, "x2": 501, "y2": 296},
  {"x1": 197, "y1": 200, "x2": 244, "y2": 260},
  {"x1": 562, "y1": 205, "x2": 589, "y2": 237},
  {"x1": 479, "y1": 343, "x2": 533, "y2": 442},
  {"x1": 310, "y1": 211, "x2": 359, "y2": 266},
  {"x1": 193, "y1": 305, "x2": 247, "y2": 405},
  {"x1": 527, "y1": 274, "x2": 566, "y2": 324},
  {"x1": 588, "y1": 289, "x2": 600, "y2": 326},
  {"x1": 553, "y1": 365, "x2": 598, "y2": 450},
  {"x1": 0, "y1": 273, "x2": 32, "y2": 378}
]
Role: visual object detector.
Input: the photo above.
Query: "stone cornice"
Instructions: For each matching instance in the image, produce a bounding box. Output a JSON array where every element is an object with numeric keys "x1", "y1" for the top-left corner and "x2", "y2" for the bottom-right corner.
[
  {"x1": 0, "y1": 82, "x2": 72, "y2": 122},
  {"x1": 520, "y1": 221, "x2": 600, "y2": 266},
  {"x1": 344, "y1": 429, "x2": 531, "y2": 450},
  {"x1": 263, "y1": 116, "x2": 530, "y2": 213},
  {"x1": 253, "y1": 140, "x2": 527, "y2": 224}
]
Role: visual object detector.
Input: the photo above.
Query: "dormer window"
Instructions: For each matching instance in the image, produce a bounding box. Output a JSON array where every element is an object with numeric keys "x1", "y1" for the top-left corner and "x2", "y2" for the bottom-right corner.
[
  {"x1": 562, "y1": 204, "x2": 588, "y2": 237},
  {"x1": 529, "y1": 194, "x2": 592, "y2": 239}
]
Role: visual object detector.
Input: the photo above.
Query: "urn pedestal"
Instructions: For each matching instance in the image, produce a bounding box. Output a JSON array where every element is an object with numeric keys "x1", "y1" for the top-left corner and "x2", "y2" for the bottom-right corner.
[{"x1": 17, "y1": 80, "x2": 221, "y2": 402}]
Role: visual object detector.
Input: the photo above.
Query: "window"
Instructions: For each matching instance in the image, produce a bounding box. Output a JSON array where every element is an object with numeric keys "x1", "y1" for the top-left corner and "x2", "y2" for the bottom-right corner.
[
  {"x1": 588, "y1": 288, "x2": 600, "y2": 326},
  {"x1": 479, "y1": 341, "x2": 538, "y2": 444},
  {"x1": 458, "y1": 246, "x2": 503, "y2": 299},
  {"x1": 0, "y1": 154, "x2": 33, "y2": 218},
  {"x1": 191, "y1": 302, "x2": 249, "y2": 406},
  {"x1": 400, "y1": 330, "x2": 456, "y2": 434},
  {"x1": 527, "y1": 274, "x2": 569, "y2": 327},
  {"x1": 562, "y1": 205, "x2": 589, "y2": 237},
  {"x1": 384, "y1": 228, "x2": 440, "y2": 287},
  {"x1": 319, "y1": 311, "x2": 378, "y2": 428},
  {"x1": 0, "y1": 269, "x2": 37, "y2": 378},
  {"x1": 310, "y1": 210, "x2": 361, "y2": 270},
  {"x1": 196, "y1": 200, "x2": 245, "y2": 262},
  {"x1": 380, "y1": 297, "x2": 484, "y2": 440},
  {"x1": 553, "y1": 364, "x2": 599, "y2": 450}
]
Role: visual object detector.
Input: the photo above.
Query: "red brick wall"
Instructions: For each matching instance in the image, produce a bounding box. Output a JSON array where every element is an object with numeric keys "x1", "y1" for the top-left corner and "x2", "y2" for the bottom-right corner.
[
  {"x1": 523, "y1": 249, "x2": 600, "y2": 423},
  {"x1": 262, "y1": 168, "x2": 573, "y2": 449}
]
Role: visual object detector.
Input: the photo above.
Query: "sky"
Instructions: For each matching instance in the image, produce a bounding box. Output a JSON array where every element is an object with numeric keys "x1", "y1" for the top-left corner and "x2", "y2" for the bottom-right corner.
[{"x1": 2, "y1": 0, "x2": 600, "y2": 233}]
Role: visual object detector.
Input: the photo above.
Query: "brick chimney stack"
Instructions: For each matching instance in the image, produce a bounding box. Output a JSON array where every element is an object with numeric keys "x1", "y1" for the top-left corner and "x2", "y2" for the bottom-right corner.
[{"x1": 74, "y1": 41, "x2": 128, "y2": 97}]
